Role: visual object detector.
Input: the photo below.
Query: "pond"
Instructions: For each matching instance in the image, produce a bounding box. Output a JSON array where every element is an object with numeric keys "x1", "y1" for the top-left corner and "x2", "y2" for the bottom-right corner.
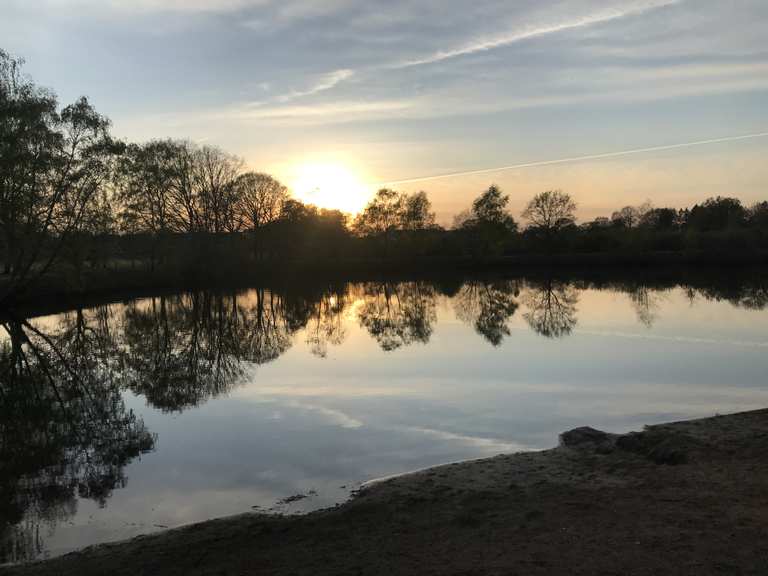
[{"x1": 2, "y1": 274, "x2": 768, "y2": 563}]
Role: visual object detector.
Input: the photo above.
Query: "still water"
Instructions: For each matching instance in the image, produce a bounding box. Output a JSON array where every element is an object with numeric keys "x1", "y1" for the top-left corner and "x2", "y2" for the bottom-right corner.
[{"x1": 2, "y1": 276, "x2": 768, "y2": 563}]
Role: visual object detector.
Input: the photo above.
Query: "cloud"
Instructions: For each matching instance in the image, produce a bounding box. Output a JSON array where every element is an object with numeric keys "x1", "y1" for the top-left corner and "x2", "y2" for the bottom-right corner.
[
  {"x1": 392, "y1": 0, "x2": 684, "y2": 68},
  {"x1": 382, "y1": 132, "x2": 768, "y2": 185},
  {"x1": 37, "y1": 0, "x2": 356, "y2": 17},
  {"x1": 231, "y1": 99, "x2": 413, "y2": 123},
  {"x1": 238, "y1": 0, "x2": 691, "y2": 108},
  {"x1": 44, "y1": 0, "x2": 267, "y2": 13},
  {"x1": 274, "y1": 69, "x2": 355, "y2": 103}
]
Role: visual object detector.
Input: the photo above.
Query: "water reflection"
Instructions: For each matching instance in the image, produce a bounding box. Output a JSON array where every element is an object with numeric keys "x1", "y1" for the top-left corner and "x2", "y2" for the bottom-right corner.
[
  {"x1": 357, "y1": 282, "x2": 437, "y2": 351},
  {"x1": 304, "y1": 288, "x2": 349, "y2": 358},
  {"x1": 522, "y1": 280, "x2": 579, "y2": 338},
  {"x1": 121, "y1": 292, "x2": 294, "y2": 411},
  {"x1": 454, "y1": 280, "x2": 520, "y2": 345},
  {"x1": 1, "y1": 274, "x2": 768, "y2": 563},
  {"x1": 0, "y1": 312, "x2": 154, "y2": 563}
]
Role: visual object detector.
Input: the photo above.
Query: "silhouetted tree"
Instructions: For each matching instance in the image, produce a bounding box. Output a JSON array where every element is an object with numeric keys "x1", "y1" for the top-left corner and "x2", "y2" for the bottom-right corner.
[
  {"x1": 117, "y1": 140, "x2": 180, "y2": 268},
  {"x1": 458, "y1": 185, "x2": 517, "y2": 256},
  {"x1": 639, "y1": 207, "x2": 679, "y2": 231},
  {"x1": 353, "y1": 188, "x2": 403, "y2": 237},
  {"x1": 747, "y1": 201, "x2": 768, "y2": 230},
  {"x1": 401, "y1": 190, "x2": 437, "y2": 231},
  {"x1": 0, "y1": 50, "x2": 121, "y2": 298},
  {"x1": 686, "y1": 197, "x2": 746, "y2": 231},
  {"x1": 193, "y1": 146, "x2": 243, "y2": 234},
  {"x1": 353, "y1": 188, "x2": 440, "y2": 255},
  {"x1": 611, "y1": 202, "x2": 651, "y2": 229},
  {"x1": 233, "y1": 172, "x2": 288, "y2": 259},
  {"x1": 522, "y1": 190, "x2": 577, "y2": 250}
]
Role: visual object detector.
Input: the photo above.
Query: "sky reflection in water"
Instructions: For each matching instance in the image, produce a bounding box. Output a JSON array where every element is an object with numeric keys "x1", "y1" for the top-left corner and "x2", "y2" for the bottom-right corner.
[{"x1": 2, "y1": 277, "x2": 768, "y2": 562}]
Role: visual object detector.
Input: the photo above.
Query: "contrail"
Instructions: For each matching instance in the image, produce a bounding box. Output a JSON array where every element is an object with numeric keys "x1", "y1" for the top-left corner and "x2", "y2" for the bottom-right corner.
[{"x1": 380, "y1": 131, "x2": 768, "y2": 186}]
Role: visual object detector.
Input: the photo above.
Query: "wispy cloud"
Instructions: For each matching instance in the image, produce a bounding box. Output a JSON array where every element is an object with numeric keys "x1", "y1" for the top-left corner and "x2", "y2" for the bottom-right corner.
[
  {"x1": 233, "y1": 99, "x2": 413, "y2": 122},
  {"x1": 44, "y1": 0, "x2": 266, "y2": 13},
  {"x1": 240, "y1": 0, "x2": 688, "y2": 106},
  {"x1": 383, "y1": 132, "x2": 768, "y2": 185},
  {"x1": 274, "y1": 69, "x2": 355, "y2": 103},
  {"x1": 392, "y1": 0, "x2": 683, "y2": 68}
]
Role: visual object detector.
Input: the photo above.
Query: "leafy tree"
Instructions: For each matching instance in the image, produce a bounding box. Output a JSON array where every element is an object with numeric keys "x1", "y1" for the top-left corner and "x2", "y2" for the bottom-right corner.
[
  {"x1": 469, "y1": 185, "x2": 516, "y2": 229},
  {"x1": 685, "y1": 197, "x2": 746, "y2": 231},
  {"x1": 639, "y1": 208, "x2": 679, "y2": 230},
  {"x1": 401, "y1": 190, "x2": 437, "y2": 231},
  {"x1": 747, "y1": 201, "x2": 768, "y2": 230},
  {"x1": 352, "y1": 188, "x2": 404, "y2": 237},
  {"x1": 0, "y1": 50, "x2": 121, "y2": 297},
  {"x1": 458, "y1": 185, "x2": 517, "y2": 256}
]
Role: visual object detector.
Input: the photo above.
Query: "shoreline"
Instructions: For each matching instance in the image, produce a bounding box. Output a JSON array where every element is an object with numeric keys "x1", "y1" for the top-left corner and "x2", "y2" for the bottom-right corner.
[
  {"x1": 5, "y1": 408, "x2": 768, "y2": 575},
  {"x1": 2, "y1": 257, "x2": 766, "y2": 320}
]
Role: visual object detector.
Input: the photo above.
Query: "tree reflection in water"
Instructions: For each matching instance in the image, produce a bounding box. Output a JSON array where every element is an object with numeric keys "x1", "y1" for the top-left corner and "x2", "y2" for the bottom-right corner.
[
  {"x1": 626, "y1": 286, "x2": 665, "y2": 328},
  {"x1": 454, "y1": 280, "x2": 521, "y2": 346},
  {"x1": 357, "y1": 282, "x2": 437, "y2": 351},
  {"x1": 0, "y1": 310, "x2": 155, "y2": 564},
  {"x1": 305, "y1": 288, "x2": 349, "y2": 358},
  {"x1": 522, "y1": 280, "x2": 579, "y2": 339},
  {"x1": 1, "y1": 275, "x2": 767, "y2": 562}
]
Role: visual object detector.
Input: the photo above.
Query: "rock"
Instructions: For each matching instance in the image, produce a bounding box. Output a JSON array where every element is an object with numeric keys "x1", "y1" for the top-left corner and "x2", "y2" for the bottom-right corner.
[
  {"x1": 616, "y1": 429, "x2": 697, "y2": 465},
  {"x1": 559, "y1": 427, "x2": 615, "y2": 452}
]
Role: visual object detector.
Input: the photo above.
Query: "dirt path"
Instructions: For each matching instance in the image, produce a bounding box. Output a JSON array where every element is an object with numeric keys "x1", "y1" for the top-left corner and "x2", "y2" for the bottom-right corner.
[{"x1": 5, "y1": 409, "x2": 768, "y2": 575}]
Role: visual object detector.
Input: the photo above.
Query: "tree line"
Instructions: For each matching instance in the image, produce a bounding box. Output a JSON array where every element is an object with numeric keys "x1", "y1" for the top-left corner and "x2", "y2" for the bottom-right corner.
[{"x1": 2, "y1": 49, "x2": 768, "y2": 302}]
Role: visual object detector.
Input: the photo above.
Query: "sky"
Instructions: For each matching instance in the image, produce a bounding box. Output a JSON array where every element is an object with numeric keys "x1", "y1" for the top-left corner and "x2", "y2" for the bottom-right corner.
[{"x1": 2, "y1": 0, "x2": 767, "y2": 222}]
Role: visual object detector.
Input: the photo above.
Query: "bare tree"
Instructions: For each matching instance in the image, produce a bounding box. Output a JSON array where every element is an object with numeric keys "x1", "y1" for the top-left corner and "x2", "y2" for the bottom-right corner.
[
  {"x1": 612, "y1": 202, "x2": 651, "y2": 229},
  {"x1": 522, "y1": 190, "x2": 577, "y2": 234},
  {"x1": 234, "y1": 172, "x2": 288, "y2": 232},
  {"x1": 522, "y1": 190, "x2": 577, "y2": 250},
  {"x1": 192, "y1": 145, "x2": 243, "y2": 234}
]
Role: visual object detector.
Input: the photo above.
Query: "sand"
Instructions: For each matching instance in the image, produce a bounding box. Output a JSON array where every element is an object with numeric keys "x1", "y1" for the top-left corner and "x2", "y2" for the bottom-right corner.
[{"x1": 4, "y1": 409, "x2": 768, "y2": 575}]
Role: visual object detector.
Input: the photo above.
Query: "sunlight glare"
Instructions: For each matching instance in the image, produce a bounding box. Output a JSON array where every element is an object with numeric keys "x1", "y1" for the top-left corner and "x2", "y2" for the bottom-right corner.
[{"x1": 290, "y1": 162, "x2": 373, "y2": 215}]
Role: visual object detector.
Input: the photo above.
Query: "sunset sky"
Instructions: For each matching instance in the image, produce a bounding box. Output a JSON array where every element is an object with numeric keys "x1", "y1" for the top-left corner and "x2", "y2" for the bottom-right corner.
[{"x1": 3, "y1": 0, "x2": 767, "y2": 222}]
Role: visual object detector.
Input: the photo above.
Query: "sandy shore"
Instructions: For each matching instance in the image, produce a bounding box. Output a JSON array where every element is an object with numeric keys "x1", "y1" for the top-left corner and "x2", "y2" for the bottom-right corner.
[{"x1": 5, "y1": 409, "x2": 768, "y2": 575}]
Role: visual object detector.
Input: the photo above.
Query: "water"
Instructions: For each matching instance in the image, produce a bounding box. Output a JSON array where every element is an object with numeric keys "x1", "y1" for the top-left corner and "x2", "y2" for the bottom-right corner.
[{"x1": 2, "y1": 275, "x2": 767, "y2": 563}]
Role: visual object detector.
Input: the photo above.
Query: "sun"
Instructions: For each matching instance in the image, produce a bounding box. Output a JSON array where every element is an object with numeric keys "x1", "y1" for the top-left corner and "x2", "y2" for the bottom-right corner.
[{"x1": 289, "y1": 162, "x2": 373, "y2": 215}]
